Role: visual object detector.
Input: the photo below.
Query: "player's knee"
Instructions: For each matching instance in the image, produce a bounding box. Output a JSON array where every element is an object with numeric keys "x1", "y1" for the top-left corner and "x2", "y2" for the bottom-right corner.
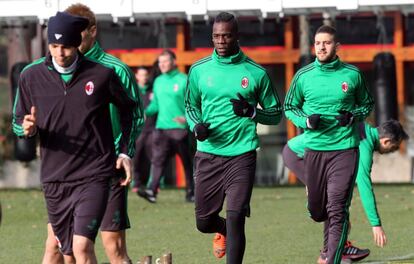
[
  {"x1": 45, "y1": 236, "x2": 59, "y2": 251},
  {"x1": 309, "y1": 211, "x2": 328, "y2": 222},
  {"x1": 196, "y1": 217, "x2": 215, "y2": 233},
  {"x1": 72, "y1": 235, "x2": 94, "y2": 256}
]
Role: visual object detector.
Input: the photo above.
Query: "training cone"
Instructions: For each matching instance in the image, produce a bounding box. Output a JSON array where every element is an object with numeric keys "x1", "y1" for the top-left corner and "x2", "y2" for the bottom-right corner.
[
  {"x1": 155, "y1": 253, "x2": 172, "y2": 264},
  {"x1": 137, "y1": 255, "x2": 152, "y2": 264}
]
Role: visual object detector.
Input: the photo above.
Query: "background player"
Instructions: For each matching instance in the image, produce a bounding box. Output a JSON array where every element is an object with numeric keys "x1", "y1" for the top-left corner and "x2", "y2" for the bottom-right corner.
[
  {"x1": 139, "y1": 50, "x2": 194, "y2": 203},
  {"x1": 132, "y1": 66, "x2": 157, "y2": 194},
  {"x1": 283, "y1": 119, "x2": 408, "y2": 263}
]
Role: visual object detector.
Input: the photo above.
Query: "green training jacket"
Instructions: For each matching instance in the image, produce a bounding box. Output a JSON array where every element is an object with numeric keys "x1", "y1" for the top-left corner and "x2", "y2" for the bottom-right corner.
[
  {"x1": 288, "y1": 122, "x2": 382, "y2": 226},
  {"x1": 85, "y1": 42, "x2": 144, "y2": 156},
  {"x1": 284, "y1": 57, "x2": 374, "y2": 151},
  {"x1": 145, "y1": 69, "x2": 188, "y2": 130},
  {"x1": 185, "y1": 49, "x2": 282, "y2": 156}
]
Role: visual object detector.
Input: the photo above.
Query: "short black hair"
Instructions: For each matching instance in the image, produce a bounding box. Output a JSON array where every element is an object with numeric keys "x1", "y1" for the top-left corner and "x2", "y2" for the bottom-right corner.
[
  {"x1": 214, "y1": 12, "x2": 238, "y2": 32},
  {"x1": 315, "y1": 25, "x2": 338, "y2": 42},
  {"x1": 378, "y1": 119, "x2": 409, "y2": 143}
]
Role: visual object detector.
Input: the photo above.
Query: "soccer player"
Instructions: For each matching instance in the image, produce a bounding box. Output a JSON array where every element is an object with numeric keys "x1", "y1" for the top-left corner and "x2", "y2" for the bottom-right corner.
[
  {"x1": 185, "y1": 12, "x2": 282, "y2": 264},
  {"x1": 13, "y1": 11, "x2": 140, "y2": 264},
  {"x1": 132, "y1": 66, "x2": 157, "y2": 194},
  {"x1": 40, "y1": 4, "x2": 144, "y2": 264},
  {"x1": 283, "y1": 120, "x2": 409, "y2": 263},
  {"x1": 284, "y1": 25, "x2": 374, "y2": 264},
  {"x1": 138, "y1": 50, "x2": 194, "y2": 203}
]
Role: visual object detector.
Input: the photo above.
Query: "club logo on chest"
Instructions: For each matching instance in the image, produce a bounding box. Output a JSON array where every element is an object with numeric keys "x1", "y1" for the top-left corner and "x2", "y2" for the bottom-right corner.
[
  {"x1": 341, "y1": 81, "x2": 348, "y2": 93},
  {"x1": 85, "y1": 81, "x2": 94, "y2": 95},
  {"x1": 241, "y1": 77, "x2": 249, "y2": 89}
]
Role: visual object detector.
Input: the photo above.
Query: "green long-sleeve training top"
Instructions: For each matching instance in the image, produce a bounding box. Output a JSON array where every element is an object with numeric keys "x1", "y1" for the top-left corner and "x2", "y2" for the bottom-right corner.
[
  {"x1": 288, "y1": 122, "x2": 382, "y2": 226},
  {"x1": 185, "y1": 49, "x2": 282, "y2": 156},
  {"x1": 284, "y1": 57, "x2": 374, "y2": 151},
  {"x1": 145, "y1": 69, "x2": 188, "y2": 130}
]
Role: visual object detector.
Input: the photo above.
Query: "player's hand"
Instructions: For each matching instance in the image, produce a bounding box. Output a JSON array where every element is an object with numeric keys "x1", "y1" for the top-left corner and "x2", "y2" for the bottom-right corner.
[
  {"x1": 230, "y1": 93, "x2": 255, "y2": 118},
  {"x1": 306, "y1": 114, "x2": 321, "y2": 129},
  {"x1": 336, "y1": 110, "x2": 354, "y2": 126},
  {"x1": 173, "y1": 116, "x2": 187, "y2": 124},
  {"x1": 116, "y1": 155, "x2": 132, "y2": 186},
  {"x1": 22, "y1": 106, "x2": 37, "y2": 137},
  {"x1": 194, "y1": 123, "x2": 211, "y2": 141},
  {"x1": 372, "y1": 226, "x2": 387, "y2": 248}
]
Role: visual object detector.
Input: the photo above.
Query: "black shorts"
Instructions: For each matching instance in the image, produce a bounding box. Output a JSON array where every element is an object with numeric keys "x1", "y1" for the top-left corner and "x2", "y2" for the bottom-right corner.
[
  {"x1": 100, "y1": 176, "x2": 130, "y2": 231},
  {"x1": 194, "y1": 151, "x2": 256, "y2": 219},
  {"x1": 43, "y1": 177, "x2": 110, "y2": 255}
]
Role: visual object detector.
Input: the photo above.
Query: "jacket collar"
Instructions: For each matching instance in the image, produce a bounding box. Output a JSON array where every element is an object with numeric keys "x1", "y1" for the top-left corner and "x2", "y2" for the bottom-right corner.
[
  {"x1": 84, "y1": 42, "x2": 104, "y2": 61},
  {"x1": 45, "y1": 50, "x2": 85, "y2": 68},
  {"x1": 314, "y1": 56, "x2": 341, "y2": 72},
  {"x1": 163, "y1": 68, "x2": 179, "y2": 78},
  {"x1": 212, "y1": 48, "x2": 246, "y2": 64}
]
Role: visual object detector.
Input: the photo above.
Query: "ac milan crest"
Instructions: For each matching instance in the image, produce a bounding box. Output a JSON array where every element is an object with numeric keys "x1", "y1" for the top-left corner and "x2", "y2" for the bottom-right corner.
[
  {"x1": 173, "y1": 84, "x2": 179, "y2": 92},
  {"x1": 85, "y1": 81, "x2": 94, "y2": 95},
  {"x1": 241, "y1": 77, "x2": 249, "y2": 89},
  {"x1": 341, "y1": 82, "x2": 348, "y2": 93}
]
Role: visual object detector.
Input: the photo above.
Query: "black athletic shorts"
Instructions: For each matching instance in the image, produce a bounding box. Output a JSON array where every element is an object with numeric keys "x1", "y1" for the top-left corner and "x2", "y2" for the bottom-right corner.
[
  {"x1": 100, "y1": 174, "x2": 130, "y2": 231},
  {"x1": 43, "y1": 177, "x2": 110, "y2": 255},
  {"x1": 194, "y1": 151, "x2": 256, "y2": 219}
]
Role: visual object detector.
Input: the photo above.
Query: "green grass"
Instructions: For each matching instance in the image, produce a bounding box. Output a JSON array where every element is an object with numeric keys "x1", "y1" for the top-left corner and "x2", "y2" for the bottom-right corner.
[{"x1": 0, "y1": 185, "x2": 413, "y2": 263}]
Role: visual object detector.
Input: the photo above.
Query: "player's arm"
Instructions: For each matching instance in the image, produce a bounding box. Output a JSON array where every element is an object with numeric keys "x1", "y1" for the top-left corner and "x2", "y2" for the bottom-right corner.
[
  {"x1": 145, "y1": 79, "x2": 159, "y2": 117},
  {"x1": 12, "y1": 77, "x2": 37, "y2": 138},
  {"x1": 284, "y1": 73, "x2": 308, "y2": 128},
  {"x1": 356, "y1": 141, "x2": 387, "y2": 247},
  {"x1": 185, "y1": 68, "x2": 211, "y2": 141},
  {"x1": 119, "y1": 65, "x2": 145, "y2": 130},
  {"x1": 109, "y1": 70, "x2": 140, "y2": 158},
  {"x1": 254, "y1": 72, "x2": 282, "y2": 125},
  {"x1": 114, "y1": 66, "x2": 144, "y2": 184},
  {"x1": 356, "y1": 152, "x2": 381, "y2": 227},
  {"x1": 351, "y1": 73, "x2": 374, "y2": 122},
  {"x1": 184, "y1": 67, "x2": 203, "y2": 131}
]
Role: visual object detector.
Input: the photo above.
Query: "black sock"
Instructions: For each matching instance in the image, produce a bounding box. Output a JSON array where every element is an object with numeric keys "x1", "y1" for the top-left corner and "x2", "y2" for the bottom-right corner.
[{"x1": 226, "y1": 210, "x2": 246, "y2": 264}]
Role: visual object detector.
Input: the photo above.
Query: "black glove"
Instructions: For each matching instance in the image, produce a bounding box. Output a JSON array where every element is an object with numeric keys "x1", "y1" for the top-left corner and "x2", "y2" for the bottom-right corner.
[
  {"x1": 194, "y1": 123, "x2": 211, "y2": 141},
  {"x1": 229, "y1": 93, "x2": 255, "y2": 117},
  {"x1": 306, "y1": 114, "x2": 321, "y2": 129},
  {"x1": 336, "y1": 110, "x2": 353, "y2": 126}
]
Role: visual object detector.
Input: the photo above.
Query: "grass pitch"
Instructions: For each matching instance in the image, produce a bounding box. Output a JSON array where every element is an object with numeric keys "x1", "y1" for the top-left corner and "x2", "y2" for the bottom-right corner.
[{"x1": 0, "y1": 185, "x2": 413, "y2": 263}]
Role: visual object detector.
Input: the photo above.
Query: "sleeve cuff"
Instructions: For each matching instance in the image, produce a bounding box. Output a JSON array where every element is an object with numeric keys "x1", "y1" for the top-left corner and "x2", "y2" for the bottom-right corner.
[
  {"x1": 26, "y1": 127, "x2": 38, "y2": 138},
  {"x1": 250, "y1": 108, "x2": 257, "y2": 119},
  {"x1": 118, "y1": 153, "x2": 131, "y2": 160}
]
